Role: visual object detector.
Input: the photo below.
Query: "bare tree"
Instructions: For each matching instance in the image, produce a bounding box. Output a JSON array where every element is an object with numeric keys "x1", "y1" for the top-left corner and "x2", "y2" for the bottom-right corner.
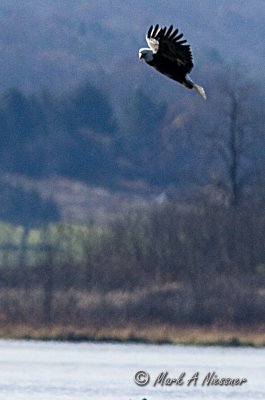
[{"x1": 203, "y1": 70, "x2": 264, "y2": 206}]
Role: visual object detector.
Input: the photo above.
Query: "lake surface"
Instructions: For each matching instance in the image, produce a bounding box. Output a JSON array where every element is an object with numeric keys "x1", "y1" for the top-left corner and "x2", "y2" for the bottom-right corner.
[{"x1": 0, "y1": 339, "x2": 264, "y2": 399}]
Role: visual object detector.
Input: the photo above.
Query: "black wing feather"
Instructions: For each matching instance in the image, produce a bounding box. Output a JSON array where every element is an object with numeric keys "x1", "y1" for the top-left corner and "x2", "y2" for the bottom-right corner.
[
  {"x1": 157, "y1": 27, "x2": 166, "y2": 39},
  {"x1": 147, "y1": 25, "x2": 153, "y2": 38},
  {"x1": 152, "y1": 24, "x2": 160, "y2": 37},
  {"x1": 169, "y1": 28, "x2": 179, "y2": 40},
  {"x1": 174, "y1": 33, "x2": 184, "y2": 41},
  {"x1": 147, "y1": 24, "x2": 193, "y2": 74},
  {"x1": 164, "y1": 25, "x2": 173, "y2": 39}
]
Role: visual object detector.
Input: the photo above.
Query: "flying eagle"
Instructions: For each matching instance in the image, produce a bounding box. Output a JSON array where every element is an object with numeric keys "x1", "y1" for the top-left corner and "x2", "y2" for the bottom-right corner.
[{"x1": 139, "y1": 24, "x2": 206, "y2": 99}]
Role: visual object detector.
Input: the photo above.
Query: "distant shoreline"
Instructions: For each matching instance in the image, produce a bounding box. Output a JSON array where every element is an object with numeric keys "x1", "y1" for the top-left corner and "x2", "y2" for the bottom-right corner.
[{"x1": 1, "y1": 325, "x2": 264, "y2": 347}]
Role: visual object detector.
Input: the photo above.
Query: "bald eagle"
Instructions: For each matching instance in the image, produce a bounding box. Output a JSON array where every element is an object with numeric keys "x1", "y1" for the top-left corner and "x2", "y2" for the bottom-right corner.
[{"x1": 139, "y1": 24, "x2": 206, "y2": 99}]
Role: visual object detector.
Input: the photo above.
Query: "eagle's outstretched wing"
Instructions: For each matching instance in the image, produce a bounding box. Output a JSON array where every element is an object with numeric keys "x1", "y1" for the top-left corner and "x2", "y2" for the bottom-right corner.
[{"x1": 146, "y1": 24, "x2": 193, "y2": 74}]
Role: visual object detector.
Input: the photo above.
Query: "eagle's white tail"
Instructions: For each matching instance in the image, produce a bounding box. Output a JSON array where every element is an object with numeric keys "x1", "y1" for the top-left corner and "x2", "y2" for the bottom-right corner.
[
  {"x1": 193, "y1": 82, "x2": 207, "y2": 100},
  {"x1": 186, "y1": 76, "x2": 207, "y2": 99}
]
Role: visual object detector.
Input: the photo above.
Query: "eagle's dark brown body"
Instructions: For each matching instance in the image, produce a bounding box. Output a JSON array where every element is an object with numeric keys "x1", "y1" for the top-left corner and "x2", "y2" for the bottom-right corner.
[{"x1": 146, "y1": 56, "x2": 193, "y2": 88}]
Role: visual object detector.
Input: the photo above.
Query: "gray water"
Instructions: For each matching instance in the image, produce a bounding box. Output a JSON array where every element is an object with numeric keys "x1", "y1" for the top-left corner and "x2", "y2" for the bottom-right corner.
[{"x1": 0, "y1": 339, "x2": 264, "y2": 400}]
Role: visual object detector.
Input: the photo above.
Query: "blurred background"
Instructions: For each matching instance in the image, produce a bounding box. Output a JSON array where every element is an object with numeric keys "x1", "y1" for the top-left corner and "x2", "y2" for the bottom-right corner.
[{"x1": 0, "y1": 0, "x2": 264, "y2": 339}]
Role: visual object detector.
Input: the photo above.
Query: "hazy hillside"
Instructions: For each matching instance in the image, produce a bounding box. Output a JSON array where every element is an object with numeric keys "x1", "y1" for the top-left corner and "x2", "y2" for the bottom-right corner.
[
  {"x1": 0, "y1": 0, "x2": 264, "y2": 224},
  {"x1": 0, "y1": 0, "x2": 264, "y2": 90}
]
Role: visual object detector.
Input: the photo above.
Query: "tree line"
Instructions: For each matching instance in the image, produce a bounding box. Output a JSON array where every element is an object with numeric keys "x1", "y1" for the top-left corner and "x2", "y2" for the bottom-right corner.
[
  {"x1": 0, "y1": 199, "x2": 264, "y2": 328},
  {"x1": 0, "y1": 68, "x2": 264, "y2": 228},
  {"x1": 0, "y1": 69, "x2": 264, "y2": 195},
  {"x1": 0, "y1": 69, "x2": 264, "y2": 329}
]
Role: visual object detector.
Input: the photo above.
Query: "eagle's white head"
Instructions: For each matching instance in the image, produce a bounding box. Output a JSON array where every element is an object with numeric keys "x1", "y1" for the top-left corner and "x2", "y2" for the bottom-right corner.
[{"x1": 138, "y1": 48, "x2": 154, "y2": 62}]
